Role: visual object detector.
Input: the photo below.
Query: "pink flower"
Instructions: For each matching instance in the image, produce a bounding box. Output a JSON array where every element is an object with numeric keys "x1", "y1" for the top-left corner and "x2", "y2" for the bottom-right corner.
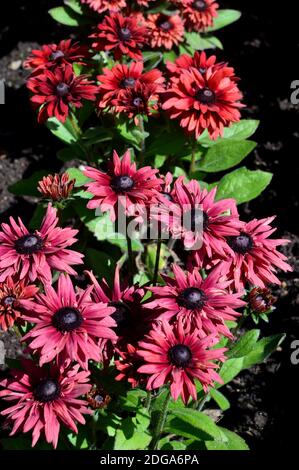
[
  {"x1": 0, "y1": 277, "x2": 39, "y2": 331},
  {"x1": 87, "y1": 266, "x2": 153, "y2": 363},
  {"x1": 84, "y1": 150, "x2": 162, "y2": 221},
  {"x1": 20, "y1": 274, "x2": 117, "y2": 369},
  {"x1": 147, "y1": 264, "x2": 245, "y2": 338},
  {"x1": 0, "y1": 204, "x2": 83, "y2": 284},
  {"x1": 0, "y1": 360, "x2": 92, "y2": 448},
  {"x1": 138, "y1": 320, "x2": 226, "y2": 403},
  {"x1": 154, "y1": 178, "x2": 241, "y2": 261},
  {"x1": 219, "y1": 217, "x2": 293, "y2": 291}
]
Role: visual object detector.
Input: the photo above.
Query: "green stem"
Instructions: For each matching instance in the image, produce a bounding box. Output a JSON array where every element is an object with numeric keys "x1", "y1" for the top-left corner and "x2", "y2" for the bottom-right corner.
[
  {"x1": 150, "y1": 390, "x2": 171, "y2": 450},
  {"x1": 190, "y1": 139, "x2": 197, "y2": 175},
  {"x1": 145, "y1": 391, "x2": 152, "y2": 410},
  {"x1": 126, "y1": 218, "x2": 134, "y2": 284},
  {"x1": 69, "y1": 111, "x2": 82, "y2": 138},
  {"x1": 138, "y1": 117, "x2": 146, "y2": 167},
  {"x1": 197, "y1": 393, "x2": 210, "y2": 411},
  {"x1": 152, "y1": 239, "x2": 162, "y2": 286}
]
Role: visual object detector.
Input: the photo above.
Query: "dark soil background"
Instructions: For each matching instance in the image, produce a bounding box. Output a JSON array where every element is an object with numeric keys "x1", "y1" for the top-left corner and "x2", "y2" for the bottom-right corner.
[{"x1": 0, "y1": 0, "x2": 298, "y2": 451}]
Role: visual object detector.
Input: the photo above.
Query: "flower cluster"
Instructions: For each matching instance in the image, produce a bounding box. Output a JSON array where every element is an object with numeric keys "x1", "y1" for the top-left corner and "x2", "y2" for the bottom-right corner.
[{"x1": 82, "y1": 151, "x2": 291, "y2": 403}]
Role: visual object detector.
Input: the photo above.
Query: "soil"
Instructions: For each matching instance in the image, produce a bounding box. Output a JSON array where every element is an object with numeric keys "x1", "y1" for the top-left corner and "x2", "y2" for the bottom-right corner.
[{"x1": 0, "y1": 0, "x2": 298, "y2": 451}]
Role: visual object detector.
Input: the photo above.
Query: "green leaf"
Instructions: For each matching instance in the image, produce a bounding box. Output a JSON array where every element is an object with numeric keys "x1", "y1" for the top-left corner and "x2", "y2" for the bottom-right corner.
[
  {"x1": 9, "y1": 170, "x2": 47, "y2": 197},
  {"x1": 165, "y1": 409, "x2": 227, "y2": 442},
  {"x1": 185, "y1": 32, "x2": 223, "y2": 50},
  {"x1": 85, "y1": 248, "x2": 115, "y2": 283},
  {"x1": 64, "y1": 0, "x2": 84, "y2": 14},
  {"x1": 65, "y1": 167, "x2": 90, "y2": 187},
  {"x1": 47, "y1": 117, "x2": 79, "y2": 144},
  {"x1": 206, "y1": 10, "x2": 241, "y2": 32},
  {"x1": 198, "y1": 120, "x2": 260, "y2": 145},
  {"x1": 117, "y1": 121, "x2": 149, "y2": 150},
  {"x1": 215, "y1": 167, "x2": 273, "y2": 204},
  {"x1": 57, "y1": 144, "x2": 86, "y2": 162},
  {"x1": 227, "y1": 330, "x2": 261, "y2": 359},
  {"x1": 197, "y1": 140, "x2": 256, "y2": 172},
  {"x1": 242, "y1": 334, "x2": 286, "y2": 369},
  {"x1": 210, "y1": 389, "x2": 230, "y2": 411},
  {"x1": 217, "y1": 357, "x2": 244, "y2": 387},
  {"x1": 163, "y1": 51, "x2": 177, "y2": 63},
  {"x1": 48, "y1": 6, "x2": 83, "y2": 26},
  {"x1": 143, "y1": 51, "x2": 163, "y2": 70},
  {"x1": 158, "y1": 438, "x2": 186, "y2": 450},
  {"x1": 82, "y1": 127, "x2": 113, "y2": 145},
  {"x1": 114, "y1": 418, "x2": 151, "y2": 450},
  {"x1": 146, "y1": 130, "x2": 186, "y2": 157},
  {"x1": 205, "y1": 428, "x2": 249, "y2": 450}
]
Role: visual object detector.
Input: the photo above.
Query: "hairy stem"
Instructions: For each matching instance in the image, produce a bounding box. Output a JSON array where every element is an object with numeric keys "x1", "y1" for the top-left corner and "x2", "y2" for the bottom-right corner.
[
  {"x1": 150, "y1": 390, "x2": 171, "y2": 450},
  {"x1": 152, "y1": 239, "x2": 162, "y2": 286}
]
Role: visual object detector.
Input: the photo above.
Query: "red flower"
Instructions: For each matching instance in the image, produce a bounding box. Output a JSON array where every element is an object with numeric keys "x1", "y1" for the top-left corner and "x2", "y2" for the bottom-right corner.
[
  {"x1": 81, "y1": 0, "x2": 126, "y2": 13},
  {"x1": 0, "y1": 277, "x2": 38, "y2": 331},
  {"x1": 97, "y1": 61, "x2": 164, "y2": 109},
  {"x1": 90, "y1": 13, "x2": 149, "y2": 61},
  {"x1": 181, "y1": 0, "x2": 219, "y2": 32},
  {"x1": 0, "y1": 204, "x2": 83, "y2": 284},
  {"x1": 166, "y1": 51, "x2": 238, "y2": 81},
  {"x1": 138, "y1": 320, "x2": 226, "y2": 403},
  {"x1": 20, "y1": 274, "x2": 117, "y2": 369},
  {"x1": 219, "y1": 217, "x2": 293, "y2": 291},
  {"x1": 87, "y1": 266, "x2": 151, "y2": 342},
  {"x1": 154, "y1": 178, "x2": 241, "y2": 260},
  {"x1": 84, "y1": 150, "x2": 162, "y2": 221},
  {"x1": 146, "y1": 13, "x2": 185, "y2": 50},
  {"x1": 147, "y1": 265, "x2": 245, "y2": 338},
  {"x1": 24, "y1": 40, "x2": 89, "y2": 72},
  {"x1": 27, "y1": 65, "x2": 98, "y2": 123},
  {"x1": 0, "y1": 361, "x2": 92, "y2": 448},
  {"x1": 115, "y1": 343, "x2": 144, "y2": 388},
  {"x1": 38, "y1": 173, "x2": 75, "y2": 201},
  {"x1": 248, "y1": 287, "x2": 277, "y2": 314},
  {"x1": 162, "y1": 67, "x2": 244, "y2": 139},
  {"x1": 111, "y1": 81, "x2": 163, "y2": 123}
]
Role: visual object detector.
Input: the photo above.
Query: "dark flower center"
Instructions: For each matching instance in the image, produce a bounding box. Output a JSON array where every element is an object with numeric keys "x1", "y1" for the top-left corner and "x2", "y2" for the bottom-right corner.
[
  {"x1": 196, "y1": 87, "x2": 216, "y2": 105},
  {"x1": 121, "y1": 77, "x2": 136, "y2": 88},
  {"x1": 94, "y1": 394, "x2": 104, "y2": 404},
  {"x1": 161, "y1": 192, "x2": 173, "y2": 202},
  {"x1": 34, "y1": 379, "x2": 61, "y2": 403},
  {"x1": 227, "y1": 233, "x2": 254, "y2": 254},
  {"x1": 51, "y1": 50, "x2": 65, "y2": 60},
  {"x1": 178, "y1": 287, "x2": 206, "y2": 310},
  {"x1": 110, "y1": 301, "x2": 131, "y2": 326},
  {"x1": 169, "y1": 344, "x2": 192, "y2": 368},
  {"x1": 133, "y1": 97, "x2": 144, "y2": 107},
  {"x1": 14, "y1": 234, "x2": 43, "y2": 255},
  {"x1": 193, "y1": 0, "x2": 207, "y2": 11},
  {"x1": 56, "y1": 82, "x2": 70, "y2": 97},
  {"x1": 52, "y1": 307, "x2": 83, "y2": 333},
  {"x1": 158, "y1": 20, "x2": 173, "y2": 32},
  {"x1": 185, "y1": 209, "x2": 209, "y2": 232},
  {"x1": 111, "y1": 175, "x2": 134, "y2": 193},
  {"x1": 2, "y1": 296, "x2": 16, "y2": 307},
  {"x1": 199, "y1": 67, "x2": 207, "y2": 74},
  {"x1": 119, "y1": 27, "x2": 132, "y2": 41}
]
